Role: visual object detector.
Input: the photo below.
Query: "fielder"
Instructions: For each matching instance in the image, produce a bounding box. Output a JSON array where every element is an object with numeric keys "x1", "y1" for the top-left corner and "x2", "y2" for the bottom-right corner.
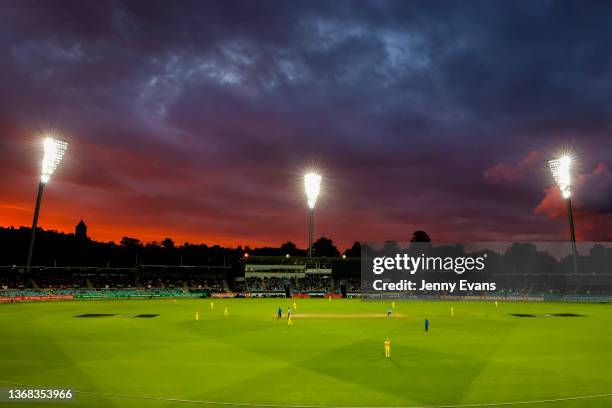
[
  {"x1": 224, "y1": 306, "x2": 229, "y2": 317},
  {"x1": 384, "y1": 338, "x2": 391, "y2": 358}
]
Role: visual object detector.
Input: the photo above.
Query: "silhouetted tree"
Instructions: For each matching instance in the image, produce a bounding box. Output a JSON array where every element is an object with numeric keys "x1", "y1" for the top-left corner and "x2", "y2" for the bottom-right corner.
[
  {"x1": 312, "y1": 237, "x2": 340, "y2": 257},
  {"x1": 280, "y1": 241, "x2": 297, "y2": 255},
  {"x1": 410, "y1": 231, "x2": 431, "y2": 242},
  {"x1": 344, "y1": 242, "x2": 361, "y2": 257},
  {"x1": 161, "y1": 238, "x2": 175, "y2": 249},
  {"x1": 584, "y1": 244, "x2": 607, "y2": 274},
  {"x1": 120, "y1": 237, "x2": 142, "y2": 248}
]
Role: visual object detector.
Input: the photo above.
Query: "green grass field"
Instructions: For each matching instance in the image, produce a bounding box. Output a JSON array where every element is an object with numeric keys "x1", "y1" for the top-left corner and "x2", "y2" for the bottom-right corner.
[{"x1": 1, "y1": 298, "x2": 611, "y2": 408}]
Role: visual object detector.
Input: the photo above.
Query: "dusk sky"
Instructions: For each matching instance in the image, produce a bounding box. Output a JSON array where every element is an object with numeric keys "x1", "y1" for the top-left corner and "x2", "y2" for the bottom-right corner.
[{"x1": 1, "y1": 0, "x2": 611, "y2": 249}]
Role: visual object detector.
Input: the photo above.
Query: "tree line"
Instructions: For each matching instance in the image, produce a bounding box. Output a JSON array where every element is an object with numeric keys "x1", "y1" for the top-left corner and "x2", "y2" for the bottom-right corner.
[{"x1": 0, "y1": 226, "x2": 431, "y2": 268}]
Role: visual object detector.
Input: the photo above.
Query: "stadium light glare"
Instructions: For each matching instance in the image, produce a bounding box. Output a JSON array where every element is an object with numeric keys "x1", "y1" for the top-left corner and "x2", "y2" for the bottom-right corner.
[
  {"x1": 304, "y1": 173, "x2": 321, "y2": 209},
  {"x1": 26, "y1": 136, "x2": 69, "y2": 273},
  {"x1": 548, "y1": 155, "x2": 572, "y2": 199},
  {"x1": 41, "y1": 137, "x2": 69, "y2": 184},
  {"x1": 548, "y1": 154, "x2": 578, "y2": 273},
  {"x1": 304, "y1": 172, "x2": 322, "y2": 257}
]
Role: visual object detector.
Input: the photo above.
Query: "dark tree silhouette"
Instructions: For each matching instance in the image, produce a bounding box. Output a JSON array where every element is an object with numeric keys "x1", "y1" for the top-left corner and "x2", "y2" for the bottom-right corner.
[
  {"x1": 344, "y1": 242, "x2": 361, "y2": 257},
  {"x1": 120, "y1": 237, "x2": 142, "y2": 248},
  {"x1": 280, "y1": 241, "x2": 298, "y2": 255},
  {"x1": 312, "y1": 237, "x2": 340, "y2": 257},
  {"x1": 410, "y1": 230, "x2": 431, "y2": 242},
  {"x1": 162, "y1": 238, "x2": 175, "y2": 249}
]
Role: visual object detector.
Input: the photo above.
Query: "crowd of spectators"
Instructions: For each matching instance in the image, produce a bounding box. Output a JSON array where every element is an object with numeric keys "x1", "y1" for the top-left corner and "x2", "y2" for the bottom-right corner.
[
  {"x1": 348, "y1": 278, "x2": 361, "y2": 291},
  {"x1": 298, "y1": 274, "x2": 331, "y2": 291},
  {"x1": 1, "y1": 267, "x2": 350, "y2": 294},
  {"x1": 0, "y1": 275, "x2": 29, "y2": 290},
  {"x1": 0, "y1": 270, "x2": 226, "y2": 292},
  {"x1": 246, "y1": 276, "x2": 290, "y2": 291},
  {"x1": 4, "y1": 270, "x2": 610, "y2": 297},
  {"x1": 246, "y1": 274, "x2": 333, "y2": 293}
]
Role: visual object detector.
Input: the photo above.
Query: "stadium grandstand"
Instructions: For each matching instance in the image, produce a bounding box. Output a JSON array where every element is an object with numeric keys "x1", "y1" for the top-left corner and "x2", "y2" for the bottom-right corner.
[
  {"x1": 2, "y1": 252, "x2": 612, "y2": 302},
  {"x1": 244, "y1": 256, "x2": 334, "y2": 297},
  {"x1": 0, "y1": 255, "x2": 362, "y2": 301}
]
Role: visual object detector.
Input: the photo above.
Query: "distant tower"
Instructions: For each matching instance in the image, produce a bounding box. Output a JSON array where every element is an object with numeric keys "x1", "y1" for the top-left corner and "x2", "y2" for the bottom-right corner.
[{"x1": 75, "y1": 219, "x2": 87, "y2": 240}]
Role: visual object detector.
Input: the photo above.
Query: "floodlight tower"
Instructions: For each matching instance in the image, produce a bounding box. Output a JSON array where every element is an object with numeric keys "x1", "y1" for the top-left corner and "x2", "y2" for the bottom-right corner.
[
  {"x1": 304, "y1": 173, "x2": 321, "y2": 257},
  {"x1": 548, "y1": 155, "x2": 578, "y2": 273},
  {"x1": 25, "y1": 137, "x2": 69, "y2": 273}
]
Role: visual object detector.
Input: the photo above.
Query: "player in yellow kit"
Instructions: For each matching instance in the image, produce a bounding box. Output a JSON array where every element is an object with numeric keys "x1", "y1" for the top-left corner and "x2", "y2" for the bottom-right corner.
[
  {"x1": 384, "y1": 338, "x2": 391, "y2": 358},
  {"x1": 210, "y1": 301, "x2": 214, "y2": 310},
  {"x1": 224, "y1": 306, "x2": 229, "y2": 317},
  {"x1": 287, "y1": 315, "x2": 294, "y2": 326},
  {"x1": 195, "y1": 310, "x2": 200, "y2": 321}
]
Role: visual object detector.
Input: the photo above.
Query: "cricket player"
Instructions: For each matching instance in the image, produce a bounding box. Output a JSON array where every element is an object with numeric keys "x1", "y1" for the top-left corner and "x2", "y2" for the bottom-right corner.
[
  {"x1": 425, "y1": 318, "x2": 429, "y2": 332},
  {"x1": 210, "y1": 301, "x2": 214, "y2": 310},
  {"x1": 277, "y1": 307, "x2": 282, "y2": 319},
  {"x1": 287, "y1": 307, "x2": 292, "y2": 318},
  {"x1": 195, "y1": 310, "x2": 200, "y2": 321},
  {"x1": 384, "y1": 338, "x2": 391, "y2": 358},
  {"x1": 287, "y1": 315, "x2": 294, "y2": 326},
  {"x1": 451, "y1": 307, "x2": 454, "y2": 317},
  {"x1": 293, "y1": 301, "x2": 297, "y2": 310},
  {"x1": 386, "y1": 307, "x2": 392, "y2": 318},
  {"x1": 391, "y1": 301, "x2": 396, "y2": 310},
  {"x1": 224, "y1": 306, "x2": 229, "y2": 317},
  {"x1": 495, "y1": 301, "x2": 498, "y2": 308}
]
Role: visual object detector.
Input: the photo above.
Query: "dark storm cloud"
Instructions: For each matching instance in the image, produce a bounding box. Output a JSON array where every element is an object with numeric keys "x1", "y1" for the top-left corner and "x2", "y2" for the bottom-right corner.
[
  {"x1": 576, "y1": 164, "x2": 612, "y2": 214},
  {"x1": 1, "y1": 0, "x2": 611, "y2": 246}
]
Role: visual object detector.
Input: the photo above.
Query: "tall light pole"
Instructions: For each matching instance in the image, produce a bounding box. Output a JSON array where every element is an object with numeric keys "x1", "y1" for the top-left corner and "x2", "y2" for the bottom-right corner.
[
  {"x1": 548, "y1": 155, "x2": 578, "y2": 273},
  {"x1": 304, "y1": 172, "x2": 321, "y2": 257},
  {"x1": 26, "y1": 136, "x2": 69, "y2": 273}
]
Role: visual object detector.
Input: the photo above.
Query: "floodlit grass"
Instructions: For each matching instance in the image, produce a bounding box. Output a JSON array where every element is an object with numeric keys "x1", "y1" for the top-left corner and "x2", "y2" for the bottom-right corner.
[{"x1": 0, "y1": 298, "x2": 611, "y2": 407}]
